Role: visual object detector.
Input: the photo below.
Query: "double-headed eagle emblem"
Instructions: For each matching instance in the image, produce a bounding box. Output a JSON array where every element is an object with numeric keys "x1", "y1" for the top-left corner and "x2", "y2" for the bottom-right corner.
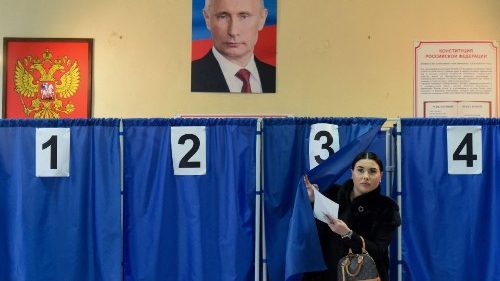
[{"x1": 14, "y1": 49, "x2": 80, "y2": 118}]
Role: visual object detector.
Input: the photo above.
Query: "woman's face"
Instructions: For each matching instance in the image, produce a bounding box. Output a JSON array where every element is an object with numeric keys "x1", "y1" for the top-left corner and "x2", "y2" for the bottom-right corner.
[{"x1": 351, "y1": 159, "x2": 382, "y2": 197}]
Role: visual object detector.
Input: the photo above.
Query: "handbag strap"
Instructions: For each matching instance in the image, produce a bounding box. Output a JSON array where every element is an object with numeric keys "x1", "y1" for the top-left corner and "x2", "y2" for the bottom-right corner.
[
  {"x1": 347, "y1": 235, "x2": 367, "y2": 254},
  {"x1": 360, "y1": 236, "x2": 367, "y2": 253},
  {"x1": 342, "y1": 236, "x2": 368, "y2": 280}
]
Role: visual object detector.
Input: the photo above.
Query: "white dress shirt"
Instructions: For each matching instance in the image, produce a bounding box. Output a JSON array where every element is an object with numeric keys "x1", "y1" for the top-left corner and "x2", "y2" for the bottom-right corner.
[{"x1": 212, "y1": 47, "x2": 263, "y2": 93}]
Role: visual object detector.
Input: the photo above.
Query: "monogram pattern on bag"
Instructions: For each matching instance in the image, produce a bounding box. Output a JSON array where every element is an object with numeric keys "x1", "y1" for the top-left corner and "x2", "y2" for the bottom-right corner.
[{"x1": 337, "y1": 236, "x2": 381, "y2": 281}]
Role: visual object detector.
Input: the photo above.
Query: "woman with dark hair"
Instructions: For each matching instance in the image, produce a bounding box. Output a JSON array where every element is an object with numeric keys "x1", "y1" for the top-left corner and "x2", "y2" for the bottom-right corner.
[{"x1": 303, "y1": 152, "x2": 401, "y2": 281}]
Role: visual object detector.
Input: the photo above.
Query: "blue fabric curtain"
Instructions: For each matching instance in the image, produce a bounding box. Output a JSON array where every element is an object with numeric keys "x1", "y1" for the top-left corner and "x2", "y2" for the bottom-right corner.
[
  {"x1": 0, "y1": 119, "x2": 122, "y2": 281},
  {"x1": 368, "y1": 130, "x2": 389, "y2": 196},
  {"x1": 122, "y1": 118, "x2": 257, "y2": 281},
  {"x1": 401, "y1": 118, "x2": 500, "y2": 281},
  {"x1": 262, "y1": 117, "x2": 386, "y2": 281}
]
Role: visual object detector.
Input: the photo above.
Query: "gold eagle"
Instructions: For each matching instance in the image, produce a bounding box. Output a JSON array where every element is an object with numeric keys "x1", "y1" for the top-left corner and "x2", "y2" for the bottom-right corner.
[
  {"x1": 12, "y1": 50, "x2": 81, "y2": 118},
  {"x1": 14, "y1": 58, "x2": 80, "y2": 99}
]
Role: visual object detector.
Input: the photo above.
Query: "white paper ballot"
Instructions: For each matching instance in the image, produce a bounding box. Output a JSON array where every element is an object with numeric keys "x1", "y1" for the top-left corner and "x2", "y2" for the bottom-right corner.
[{"x1": 313, "y1": 188, "x2": 339, "y2": 224}]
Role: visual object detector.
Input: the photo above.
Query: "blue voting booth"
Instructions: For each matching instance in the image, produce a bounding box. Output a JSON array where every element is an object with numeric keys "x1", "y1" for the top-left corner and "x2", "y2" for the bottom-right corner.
[
  {"x1": 401, "y1": 118, "x2": 500, "y2": 281},
  {"x1": 122, "y1": 118, "x2": 257, "y2": 281},
  {"x1": 1, "y1": 117, "x2": 498, "y2": 281},
  {"x1": 0, "y1": 119, "x2": 121, "y2": 281}
]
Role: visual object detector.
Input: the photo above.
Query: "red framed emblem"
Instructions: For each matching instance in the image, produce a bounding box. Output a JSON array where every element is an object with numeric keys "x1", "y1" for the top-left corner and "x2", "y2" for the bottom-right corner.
[{"x1": 2, "y1": 38, "x2": 93, "y2": 118}]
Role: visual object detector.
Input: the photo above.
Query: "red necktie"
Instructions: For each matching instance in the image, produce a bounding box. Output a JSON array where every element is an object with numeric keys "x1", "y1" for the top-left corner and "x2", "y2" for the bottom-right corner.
[{"x1": 235, "y1": 68, "x2": 252, "y2": 93}]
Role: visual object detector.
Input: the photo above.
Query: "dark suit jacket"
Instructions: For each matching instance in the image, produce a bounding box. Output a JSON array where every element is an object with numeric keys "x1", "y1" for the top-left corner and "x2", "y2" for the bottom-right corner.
[{"x1": 191, "y1": 50, "x2": 276, "y2": 93}]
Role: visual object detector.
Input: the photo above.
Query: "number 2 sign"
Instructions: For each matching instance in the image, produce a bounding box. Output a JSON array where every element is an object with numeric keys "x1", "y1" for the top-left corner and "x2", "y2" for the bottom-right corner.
[
  {"x1": 171, "y1": 126, "x2": 207, "y2": 175},
  {"x1": 447, "y1": 126, "x2": 482, "y2": 174}
]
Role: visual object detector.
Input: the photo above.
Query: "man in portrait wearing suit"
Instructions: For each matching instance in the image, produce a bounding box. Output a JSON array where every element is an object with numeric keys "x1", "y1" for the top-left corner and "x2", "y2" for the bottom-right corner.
[{"x1": 191, "y1": 0, "x2": 276, "y2": 93}]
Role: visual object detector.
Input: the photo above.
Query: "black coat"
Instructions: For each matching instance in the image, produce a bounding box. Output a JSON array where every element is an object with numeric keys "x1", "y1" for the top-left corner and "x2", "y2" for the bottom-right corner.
[
  {"x1": 303, "y1": 180, "x2": 401, "y2": 281},
  {"x1": 191, "y1": 50, "x2": 276, "y2": 93}
]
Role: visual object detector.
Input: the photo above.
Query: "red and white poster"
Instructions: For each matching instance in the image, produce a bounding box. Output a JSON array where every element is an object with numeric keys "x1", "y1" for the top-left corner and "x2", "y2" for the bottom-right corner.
[{"x1": 414, "y1": 41, "x2": 499, "y2": 117}]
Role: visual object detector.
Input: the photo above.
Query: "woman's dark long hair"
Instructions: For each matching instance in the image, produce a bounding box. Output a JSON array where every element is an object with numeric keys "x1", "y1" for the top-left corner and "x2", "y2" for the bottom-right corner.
[{"x1": 351, "y1": 151, "x2": 383, "y2": 172}]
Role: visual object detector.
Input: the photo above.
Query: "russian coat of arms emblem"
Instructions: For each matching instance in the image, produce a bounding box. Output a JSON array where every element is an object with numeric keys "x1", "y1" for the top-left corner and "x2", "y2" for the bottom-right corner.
[{"x1": 14, "y1": 48, "x2": 80, "y2": 118}]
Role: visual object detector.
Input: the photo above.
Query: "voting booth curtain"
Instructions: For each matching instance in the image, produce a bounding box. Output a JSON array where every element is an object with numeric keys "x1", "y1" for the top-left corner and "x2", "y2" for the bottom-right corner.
[
  {"x1": 261, "y1": 117, "x2": 387, "y2": 281},
  {"x1": 401, "y1": 118, "x2": 500, "y2": 281},
  {"x1": 122, "y1": 118, "x2": 257, "y2": 281},
  {"x1": 0, "y1": 117, "x2": 398, "y2": 281},
  {"x1": 7, "y1": 117, "x2": 500, "y2": 281},
  {"x1": 0, "y1": 119, "x2": 122, "y2": 281}
]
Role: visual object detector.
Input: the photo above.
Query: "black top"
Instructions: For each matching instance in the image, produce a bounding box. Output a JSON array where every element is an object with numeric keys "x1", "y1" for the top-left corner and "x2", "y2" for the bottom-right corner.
[
  {"x1": 303, "y1": 179, "x2": 401, "y2": 281},
  {"x1": 191, "y1": 50, "x2": 276, "y2": 93}
]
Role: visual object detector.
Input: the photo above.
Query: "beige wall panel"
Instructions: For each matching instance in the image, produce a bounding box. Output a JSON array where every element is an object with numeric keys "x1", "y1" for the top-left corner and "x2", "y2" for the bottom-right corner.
[{"x1": 1, "y1": 0, "x2": 499, "y2": 118}]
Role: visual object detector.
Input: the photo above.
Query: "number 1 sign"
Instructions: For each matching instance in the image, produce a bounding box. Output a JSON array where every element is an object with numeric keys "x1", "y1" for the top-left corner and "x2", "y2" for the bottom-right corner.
[{"x1": 36, "y1": 128, "x2": 70, "y2": 177}]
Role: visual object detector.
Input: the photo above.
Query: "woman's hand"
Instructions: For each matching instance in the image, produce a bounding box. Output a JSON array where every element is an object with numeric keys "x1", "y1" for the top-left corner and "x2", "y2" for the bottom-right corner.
[
  {"x1": 303, "y1": 175, "x2": 318, "y2": 203},
  {"x1": 324, "y1": 214, "x2": 351, "y2": 237}
]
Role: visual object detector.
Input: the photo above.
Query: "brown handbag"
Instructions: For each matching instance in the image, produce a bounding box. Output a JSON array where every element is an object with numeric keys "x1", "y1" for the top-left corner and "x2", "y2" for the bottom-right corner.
[{"x1": 337, "y1": 236, "x2": 381, "y2": 281}]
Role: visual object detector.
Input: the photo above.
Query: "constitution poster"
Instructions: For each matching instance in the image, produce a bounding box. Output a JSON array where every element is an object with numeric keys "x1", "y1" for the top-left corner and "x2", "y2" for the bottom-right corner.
[{"x1": 414, "y1": 41, "x2": 499, "y2": 117}]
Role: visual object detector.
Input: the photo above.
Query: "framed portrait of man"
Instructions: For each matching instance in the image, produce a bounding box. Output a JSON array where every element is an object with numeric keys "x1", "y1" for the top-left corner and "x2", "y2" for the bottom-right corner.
[{"x1": 191, "y1": 0, "x2": 277, "y2": 94}]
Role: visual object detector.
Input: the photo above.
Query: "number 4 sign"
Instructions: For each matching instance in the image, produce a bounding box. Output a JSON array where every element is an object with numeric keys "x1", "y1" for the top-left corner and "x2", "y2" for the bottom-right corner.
[
  {"x1": 447, "y1": 126, "x2": 482, "y2": 174},
  {"x1": 36, "y1": 128, "x2": 70, "y2": 177}
]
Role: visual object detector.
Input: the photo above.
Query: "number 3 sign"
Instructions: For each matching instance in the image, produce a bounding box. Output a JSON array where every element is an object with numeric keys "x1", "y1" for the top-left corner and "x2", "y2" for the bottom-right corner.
[
  {"x1": 447, "y1": 126, "x2": 482, "y2": 174},
  {"x1": 309, "y1": 123, "x2": 340, "y2": 170}
]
